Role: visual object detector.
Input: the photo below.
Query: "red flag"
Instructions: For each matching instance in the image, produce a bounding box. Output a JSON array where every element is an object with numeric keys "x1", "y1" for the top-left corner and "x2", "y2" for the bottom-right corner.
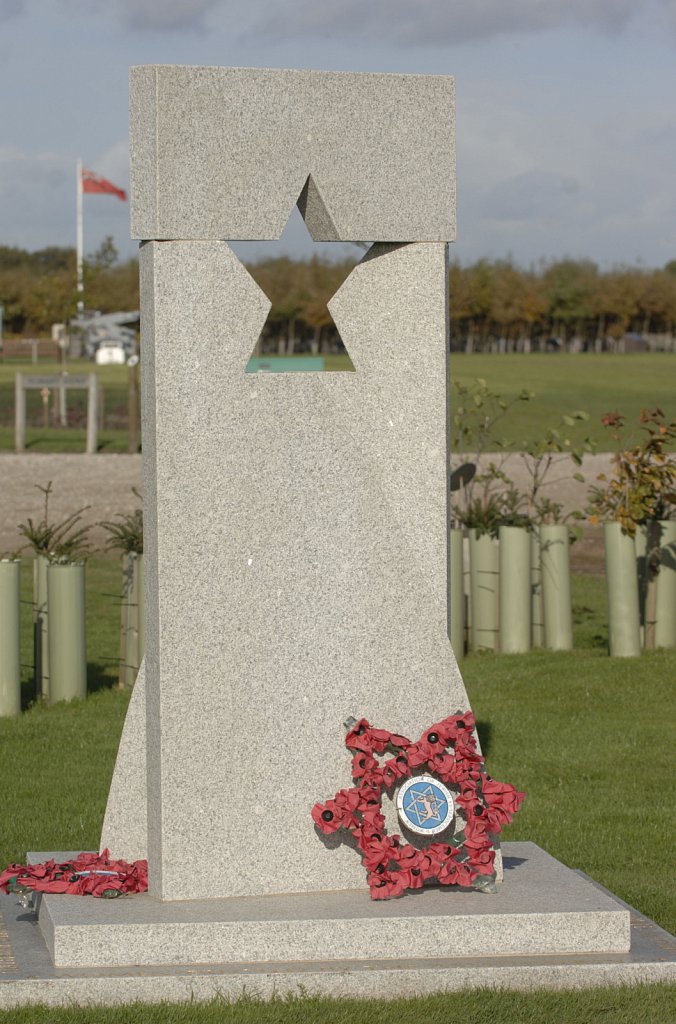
[{"x1": 81, "y1": 168, "x2": 127, "y2": 201}]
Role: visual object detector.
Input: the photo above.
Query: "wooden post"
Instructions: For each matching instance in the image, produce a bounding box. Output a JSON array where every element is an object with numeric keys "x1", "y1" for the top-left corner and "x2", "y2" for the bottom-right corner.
[
  {"x1": 58, "y1": 373, "x2": 67, "y2": 427},
  {"x1": 15, "y1": 373, "x2": 25, "y2": 452},
  {"x1": 86, "y1": 373, "x2": 98, "y2": 454},
  {"x1": 128, "y1": 358, "x2": 139, "y2": 453}
]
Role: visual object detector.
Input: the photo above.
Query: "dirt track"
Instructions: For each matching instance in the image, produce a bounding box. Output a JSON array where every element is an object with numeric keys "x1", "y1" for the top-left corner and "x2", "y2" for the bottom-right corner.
[{"x1": 0, "y1": 451, "x2": 612, "y2": 570}]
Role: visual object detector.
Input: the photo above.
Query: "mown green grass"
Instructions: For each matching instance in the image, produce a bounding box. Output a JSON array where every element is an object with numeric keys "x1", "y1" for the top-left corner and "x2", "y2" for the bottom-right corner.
[
  {"x1": 1, "y1": 986, "x2": 675, "y2": 1024},
  {"x1": 0, "y1": 561, "x2": 674, "y2": 1021},
  {"x1": 450, "y1": 352, "x2": 676, "y2": 448}
]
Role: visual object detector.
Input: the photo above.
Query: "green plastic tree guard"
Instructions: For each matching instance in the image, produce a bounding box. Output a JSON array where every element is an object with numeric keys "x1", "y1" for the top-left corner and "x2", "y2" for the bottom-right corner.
[
  {"x1": 468, "y1": 529, "x2": 499, "y2": 652},
  {"x1": 119, "y1": 554, "x2": 132, "y2": 686},
  {"x1": 603, "y1": 522, "x2": 641, "y2": 657},
  {"x1": 449, "y1": 528, "x2": 464, "y2": 658},
  {"x1": 635, "y1": 524, "x2": 647, "y2": 647},
  {"x1": 530, "y1": 528, "x2": 544, "y2": 647},
  {"x1": 655, "y1": 520, "x2": 676, "y2": 649},
  {"x1": 120, "y1": 553, "x2": 143, "y2": 688},
  {"x1": 540, "y1": 523, "x2": 573, "y2": 651},
  {"x1": 33, "y1": 554, "x2": 49, "y2": 701},
  {"x1": 137, "y1": 553, "x2": 145, "y2": 667},
  {"x1": 0, "y1": 559, "x2": 21, "y2": 717},
  {"x1": 499, "y1": 526, "x2": 531, "y2": 654},
  {"x1": 47, "y1": 562, "x2": 87, "y2": 703}
]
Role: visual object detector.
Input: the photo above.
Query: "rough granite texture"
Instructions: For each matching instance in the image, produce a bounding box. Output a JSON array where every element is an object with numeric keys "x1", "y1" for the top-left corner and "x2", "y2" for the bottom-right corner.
[
  {"x1": 101, "y1": 239, "x2": 486, "y2": 901},
  {"x1": 100, "y1": 661, "x2": 146, "y2": 860},
  {"x1": 129, "y1": 66, "x2": 456, "y2": 242},
  {"x1": 35, "y1": 845, "x2": 629, "y2": 968}
]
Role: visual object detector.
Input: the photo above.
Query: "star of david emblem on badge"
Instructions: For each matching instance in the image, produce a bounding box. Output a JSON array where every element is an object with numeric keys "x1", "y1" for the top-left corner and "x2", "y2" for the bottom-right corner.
[{"x1": 397, "y1": 775, "x2": 454, "y2": 836}]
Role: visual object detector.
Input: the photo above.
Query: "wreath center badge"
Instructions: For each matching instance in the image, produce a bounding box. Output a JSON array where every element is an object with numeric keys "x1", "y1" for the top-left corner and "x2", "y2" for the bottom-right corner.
[{"x1": 311, "y1": 712, "x2": 525, "y2": 900}]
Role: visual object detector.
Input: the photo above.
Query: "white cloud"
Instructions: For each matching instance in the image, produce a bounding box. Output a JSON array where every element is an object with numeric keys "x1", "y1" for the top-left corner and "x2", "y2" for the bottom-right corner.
[
  {"x1": 0, "y1": 0, "x2": 23, "y2": 19},
  {"x1": 453, "y1": 96, "x2": 676, "y2": 266},
  {"x1": 93, "y1": 139, "x2": 130, "y2": 189},
  {"x1": 255, "y1": 0, "x2": 640, "y2": 46},
  {"x1": 60, "y1": 0, "x2": 224, "y2": 31},
  {"x1": 119, "y1": 0, "x2": 221, "y2": 31},
  {"x1": 51, "y1": 0, "x2": 674, "y2": 40}
]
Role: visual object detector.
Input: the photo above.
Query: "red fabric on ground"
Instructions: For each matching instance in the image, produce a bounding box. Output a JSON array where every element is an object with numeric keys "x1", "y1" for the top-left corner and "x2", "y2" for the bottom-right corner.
[{"x1": 0, "y1": 850, "x2": 147, "y2": 898}]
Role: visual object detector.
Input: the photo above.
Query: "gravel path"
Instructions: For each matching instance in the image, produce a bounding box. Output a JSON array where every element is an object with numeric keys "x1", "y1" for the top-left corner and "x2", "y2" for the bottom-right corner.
[
  {"x1": 0, "y1": 454, "x2": 142, "y2": 555},
  {"x1": 1, "y1": 451, "x2": 614, "y2": 565}
]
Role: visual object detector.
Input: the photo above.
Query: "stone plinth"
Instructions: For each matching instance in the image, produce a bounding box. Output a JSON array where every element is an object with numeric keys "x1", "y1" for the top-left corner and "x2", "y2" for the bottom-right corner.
[{"x1": 34, "y1": 845, "x2": 629, "y2": 968}]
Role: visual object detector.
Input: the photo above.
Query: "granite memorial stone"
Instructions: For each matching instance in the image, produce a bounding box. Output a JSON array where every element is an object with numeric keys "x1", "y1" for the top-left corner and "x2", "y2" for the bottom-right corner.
[{"x1": 101, "y1": 66, "x2": 493, "y2": 901}]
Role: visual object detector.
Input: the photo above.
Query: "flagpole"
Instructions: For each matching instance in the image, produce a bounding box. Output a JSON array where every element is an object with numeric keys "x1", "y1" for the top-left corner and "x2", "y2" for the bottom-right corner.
[{"x1": 76, "y1": 158, "x2": 84, "y2": 315}]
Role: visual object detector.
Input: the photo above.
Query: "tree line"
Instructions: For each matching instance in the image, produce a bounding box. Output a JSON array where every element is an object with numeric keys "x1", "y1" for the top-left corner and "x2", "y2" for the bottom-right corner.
[
  {"x1": 450, "y1": 258, "x2": 676, "y2": 353},
  {"x1": 0, "y1": 240, "x2": 140, "y2": 336},
  {"x1": 1, "y1": 240, "x2": 675, "y2": 354}
]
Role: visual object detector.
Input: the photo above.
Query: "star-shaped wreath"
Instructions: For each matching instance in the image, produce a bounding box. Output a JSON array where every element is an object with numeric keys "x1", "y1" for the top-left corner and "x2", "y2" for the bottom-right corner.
[{"x1": 311, "y1": 711, "x2": 525, "y2": 900}]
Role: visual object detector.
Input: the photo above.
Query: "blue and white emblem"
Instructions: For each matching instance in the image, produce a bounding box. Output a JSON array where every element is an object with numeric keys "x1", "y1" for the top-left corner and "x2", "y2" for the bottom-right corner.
[{"x1": 396, "y1": 775, "x2": 454, "y2": 836}]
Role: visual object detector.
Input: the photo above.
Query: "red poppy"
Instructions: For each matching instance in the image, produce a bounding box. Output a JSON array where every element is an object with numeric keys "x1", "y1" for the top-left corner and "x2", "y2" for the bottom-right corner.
[
  {"x1": 351, "y1": 751, "x2": 379, "y2": 779},
  {"x1": 483, "y1": 777, "x2": 526, "y2": 827},
  {"x1": 368, "y1": 872, "x2": 407, "y2": 900}
]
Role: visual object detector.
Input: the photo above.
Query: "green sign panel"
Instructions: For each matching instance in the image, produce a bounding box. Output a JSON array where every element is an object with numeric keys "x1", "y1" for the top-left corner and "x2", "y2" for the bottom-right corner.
[{"x1": 245, "y1": 357, "x2": 325, "y2": 373}]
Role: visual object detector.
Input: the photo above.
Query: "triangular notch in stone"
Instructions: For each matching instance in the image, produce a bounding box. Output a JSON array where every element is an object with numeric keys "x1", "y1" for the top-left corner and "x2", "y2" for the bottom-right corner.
[
  {"x1": 297, "y1": 174, "x2": 340, "y2": 242},
  {"x1": 244, "y1": 190, "x2": 357, "y2": 373}
]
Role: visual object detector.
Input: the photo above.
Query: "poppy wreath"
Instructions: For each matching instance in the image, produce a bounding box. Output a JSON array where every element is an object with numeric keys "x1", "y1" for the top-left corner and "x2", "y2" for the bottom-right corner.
[
  {"x1": 0, "y1": 850, "x2": 148, "y2": 899},
  {"x1": 311, "y1": 711, "x2": 525, "y2": 900}
]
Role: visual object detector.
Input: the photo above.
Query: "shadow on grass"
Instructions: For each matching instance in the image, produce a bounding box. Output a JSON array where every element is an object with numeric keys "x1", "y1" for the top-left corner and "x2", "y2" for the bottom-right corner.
[
  {"x1": 87, "y1": 660, "x2": 120, "y2": 694},
  {"x1": 19, "y1": 661, "x2": 118, "y2": 708},
  {"x1": 475, "y1": 718, "x2": 492, "y2": 757},
  {"x1": 20, "y1": 675, "x2": 38, "y2": 711}
]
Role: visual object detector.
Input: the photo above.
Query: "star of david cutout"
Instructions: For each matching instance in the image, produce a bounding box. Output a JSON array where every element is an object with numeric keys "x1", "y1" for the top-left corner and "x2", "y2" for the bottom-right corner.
[
  {"x1": 311, "y1": 712, "x2": 525, "y2": 900},
  {"x1": 235, "y1": 180, "x2": 362, "y2": 373}
]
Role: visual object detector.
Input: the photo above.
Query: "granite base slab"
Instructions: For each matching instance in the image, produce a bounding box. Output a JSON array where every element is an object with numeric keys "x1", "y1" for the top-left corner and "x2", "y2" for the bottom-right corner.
[
  {"x1": 29, "y1": 844, "x2": 630, "y2": 968},
  {"x1": 1, "y1": 864, "x2": 674, "y2": 1010}
]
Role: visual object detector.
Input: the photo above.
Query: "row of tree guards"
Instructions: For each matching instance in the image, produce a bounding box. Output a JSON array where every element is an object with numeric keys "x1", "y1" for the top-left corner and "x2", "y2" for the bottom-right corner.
[
  {"x1": 2, "y1": 522, "x2": 674, "y2": 715},
  {"x1": 450, "y1": 522, "x2": 676, "y2": 658},
  {"x1": 0, "y1": 553, "x2": 143, "y2": 717},
  {"x1": 450, "y1": 525, "x2": 573, "y2": 656}
]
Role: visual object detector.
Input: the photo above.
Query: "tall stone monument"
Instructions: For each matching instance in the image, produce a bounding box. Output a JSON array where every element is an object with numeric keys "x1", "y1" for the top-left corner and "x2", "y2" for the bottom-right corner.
[
  {"x1": 102, "y1": 65, "x2": 480, "y2": 899},
  {"x1": 6, "y1": 68, "x2": 664, "y2": 1004}
]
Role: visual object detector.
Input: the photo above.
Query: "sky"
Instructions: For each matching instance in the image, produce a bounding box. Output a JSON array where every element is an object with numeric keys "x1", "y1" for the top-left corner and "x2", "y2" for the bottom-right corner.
[{"x1": 1, "y1": 0, "x2": 675, "y2": 268}]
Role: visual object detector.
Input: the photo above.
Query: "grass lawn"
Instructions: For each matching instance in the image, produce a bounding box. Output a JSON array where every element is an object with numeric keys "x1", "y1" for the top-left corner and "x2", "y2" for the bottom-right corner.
[
  {"x1": 0, "y1": 560, "x2": 674, "y2": 1021},
  {"x1": 450, "y1": 352, "x2": 676, "y2": 448},
  {"x1": 1, "y1": 352, "x2": 674, "y2": 451},
  {"x1": 1, "y1": 986, "x2": 675, "y2": 1024}
]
